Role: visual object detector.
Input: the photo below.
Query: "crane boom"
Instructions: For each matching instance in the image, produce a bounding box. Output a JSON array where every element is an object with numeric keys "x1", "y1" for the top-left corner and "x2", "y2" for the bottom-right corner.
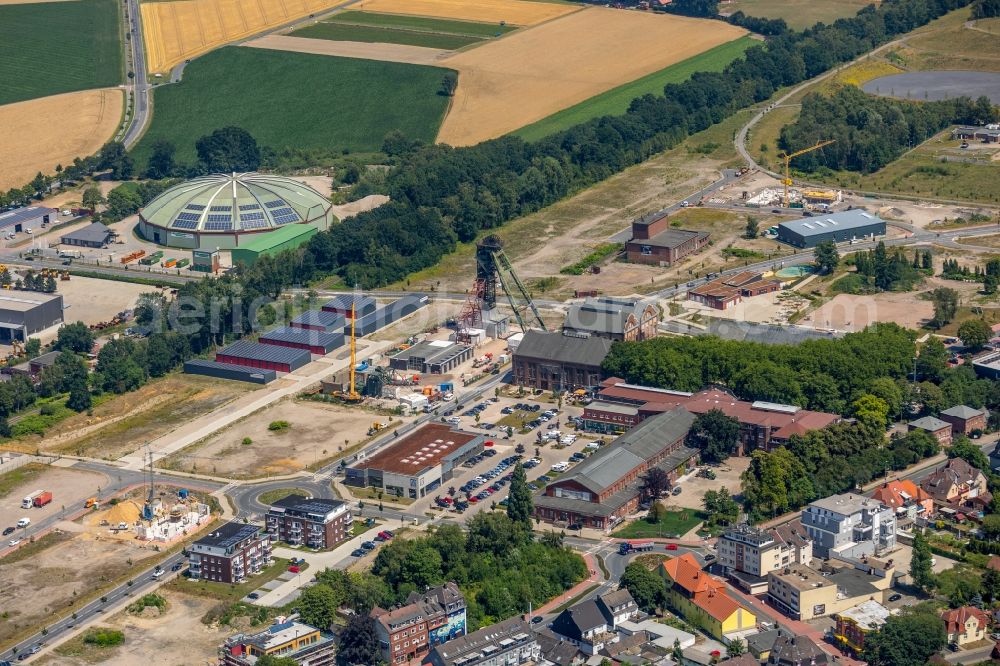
[{"x1": 777, "y1": 139, "x2": 835, "y2": 207}]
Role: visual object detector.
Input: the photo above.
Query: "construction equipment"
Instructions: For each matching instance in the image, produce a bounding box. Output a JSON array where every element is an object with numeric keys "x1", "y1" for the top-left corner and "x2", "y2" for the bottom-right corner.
[
  {"x1": 776, "y1": 140, "x2": 835, "y2": 207},
  {"x1": 339, "y1": 303, "x2": 362, "y2": 402}
]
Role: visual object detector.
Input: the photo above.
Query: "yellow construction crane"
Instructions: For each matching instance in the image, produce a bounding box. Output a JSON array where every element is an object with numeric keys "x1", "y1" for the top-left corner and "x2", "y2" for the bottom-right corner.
[
  {"x1": 777, "y1": 139, "x2": 835, "y2": 207},
  {"x1": 345, "y1": 303, "x2": 362, "y2": 402}
]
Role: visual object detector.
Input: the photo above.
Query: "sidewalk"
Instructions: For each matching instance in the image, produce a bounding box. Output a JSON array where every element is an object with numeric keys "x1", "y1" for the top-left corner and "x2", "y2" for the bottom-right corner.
[{"x1": 533, "y1": 552, "x2": 602, "y2": 615}]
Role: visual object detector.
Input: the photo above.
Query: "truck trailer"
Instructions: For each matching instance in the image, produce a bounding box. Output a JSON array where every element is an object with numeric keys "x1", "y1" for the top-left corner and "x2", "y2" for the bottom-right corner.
[{"x1": 33, "y1": 490, "x2": 53, "y2": 507}]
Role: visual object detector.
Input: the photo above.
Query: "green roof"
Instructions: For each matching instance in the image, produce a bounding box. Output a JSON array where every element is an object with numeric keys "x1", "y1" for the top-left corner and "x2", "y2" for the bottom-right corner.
[{"x1": 235, "y1": 224, "x2": 316, "y2": 253}]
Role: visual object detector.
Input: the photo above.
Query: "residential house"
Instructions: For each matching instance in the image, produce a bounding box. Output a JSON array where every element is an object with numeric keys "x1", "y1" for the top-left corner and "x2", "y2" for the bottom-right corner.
[
  {"x1": 562, "y1": 296, "x2": 659, "y2": 342},
  {"x1": 747, "y1": 629, "x2": 783, "y2": 661},
  {"x1": 372, "y1": 582, "x2": 467, "y2": 665},
  {"x1": 718, "y1": 655, "x2": 760, "y2": 666},
  {"x1": 766, "y1": 635, "x2": 829, "y2": 666},
  {"x1": 596, "y1": 589, "x2": 639, "y2": 627},
  {"x1": 549, "y1": 600, "x2": 618, "y2": 656},
  {"x1": 921, "y1": 457, "x2": 990, "y2": 506},
  {"x1": 659, "y1": 553, "x2": 757, "y2": 640},
  {"x1": 424, "y1": 617, "x2": 540, "y2": 666},
  {"x1": 834, "y1": 600, "x2": 890, "y2": 656},
  {"x1": 219, "y1": 619, "x2": 335, "y2": 666},
  {"x1": 942, "y1": 606, "x2": 991, "y2": 647},
  {"x1": 265, "y1": 495, "x2": 351, "y2": 550},
  {"x1": 188, "y1": 522, "x2": 271, "y2": 584},
  {"x1": 907, "y1": 416, "x2": 953, "y2": 446},
  {"x1": 871, "y1": 479, "x2": 934, "y2": 528},
  {"x1": 801, "y1": 493, "x2": 896, "y2": 558},
  {"x1": 717, "y1": 521, "x2": 813, "y2": 594},
  {"x1": 939, "y1": 405, "x2": 988, "y2": 436}
]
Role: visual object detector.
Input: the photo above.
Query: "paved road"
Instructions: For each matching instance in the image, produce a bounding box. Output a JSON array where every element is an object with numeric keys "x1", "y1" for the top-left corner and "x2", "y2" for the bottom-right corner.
[{"x1": 121, "y1": 0, "x2": 150, "y2": 147}]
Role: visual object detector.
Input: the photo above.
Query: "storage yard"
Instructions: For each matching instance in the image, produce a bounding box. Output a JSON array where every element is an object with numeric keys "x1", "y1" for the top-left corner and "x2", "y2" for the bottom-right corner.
[{"x1": 436, "y1": 8, "x2": 747, "y2": 145}]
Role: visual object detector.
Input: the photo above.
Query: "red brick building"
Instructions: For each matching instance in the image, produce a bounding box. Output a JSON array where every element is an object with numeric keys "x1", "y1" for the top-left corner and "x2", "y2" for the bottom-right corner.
[
  {"x1": 939, "y1": 405, "x2": 989, "y2": 435},
  {"x1": 265, "y1": 495, "x2": 351, "y2": 550},
  {"x1": 372, "y1": 583, "x2": 466, "y2": 665},
  {"x1": 625, "y1": 210, "x2": 709, "y2": 266},
  {"x1": 189, "y1": 522, "x2": 272, "y2": 584},
  {"x1": 688, "y1": 271, "x2": 782, "y2": 311}
]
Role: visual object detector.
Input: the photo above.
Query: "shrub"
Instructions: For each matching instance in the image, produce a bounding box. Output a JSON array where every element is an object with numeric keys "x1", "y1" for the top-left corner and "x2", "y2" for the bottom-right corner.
[
  {"x1": 268, "y1": 420, "x2": 290, "y2": 432},
  {"x1": 83, "y1": 628, "x2": 125, "y2": 647}
]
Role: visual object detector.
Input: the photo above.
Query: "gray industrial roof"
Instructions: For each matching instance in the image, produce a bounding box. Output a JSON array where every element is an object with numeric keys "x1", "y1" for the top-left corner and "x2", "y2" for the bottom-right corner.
[
  {"x1": 778, "y1": 209, "x2": 884, "y2": 237},
  {"x1": 514, "y1": 329, "x2": 614, "y2": 367},
  {"x1": 270, "y1": 494, "x2": 347, "y2": 515},
  {"x1": 29, "y1": 351, "x2": 61, "y2": 368},
  {"x1": 808, "y1": 492, "x2": 885, "y2": 516},
  {"x1": 259, "y1": 325, "x2": 342, "y2": 348},
  {"x1": 291, "y1": 309, "x2": 345, "y2": 329},
  {"x1": 642, "y1": 228, "x2": 709, "y2": 249},
  {"x1": 564, "y1": 297, "x2": 651, "y2": 337},
  {"x1": 0, "y1": 206, "x2": 56, "y2": 228},
  {"x1": 909, "y1": 415, "x2": 951, "y2": 431},
  {"x1": 60, "y1": 222, "x2": 112, "y2": 244},
  {"x1": 392, "y1": 340, "x2": 470, "y2": 365},
  {"x1": 940, "y1": 405, "x2": 985, "y2": 419},
  {"x1": 324, "y1": 294, "x2": 376, "y2": 312},
  {"x1": 195, "y1": 521, "x2": 263, "y2": 548},
  {"x1": 0, "y1": 292, "x2": 62, "y2": 313},
  {"x1": 218, "y1": 339, "x2": 311, "y2": 365},
  {"x1": 556, "y1": 407, "x2": 695, "y2": 494},
  {"x1": 184, "y1": 359, "x2": 276, "y2": 380}
]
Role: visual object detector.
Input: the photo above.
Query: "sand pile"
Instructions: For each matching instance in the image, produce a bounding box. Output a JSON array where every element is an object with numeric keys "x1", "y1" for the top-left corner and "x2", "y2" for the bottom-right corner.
[{"x1": 92, "y1": 500, "x2": 142, "y2": 526}]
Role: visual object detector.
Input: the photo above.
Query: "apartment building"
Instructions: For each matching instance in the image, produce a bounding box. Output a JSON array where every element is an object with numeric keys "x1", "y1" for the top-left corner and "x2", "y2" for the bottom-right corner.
[
  {"x1": 717, "y1": 521, "x2": 812, "y2": 594},
  {"x1": 372, "y1": 583, "x2": 466, "y2": 664},
  {"x1": 220, "y1": 619, "x2": 335, "y2": 666},
  {"x1": 801, "y1": 493, "x2": 896, "y2": 559},
  {"x1": 767, "y1": 561, "x2": 894, "y2": 621},
  {"x1": 425, "y1": 617, "x2": 541, "y2": 666},
  {"x1": 189, "y1": 522, "x2": 271, "y2": 584},
  {"x1": 265, "y1": 495, "x2": 351, "y2": 550}
]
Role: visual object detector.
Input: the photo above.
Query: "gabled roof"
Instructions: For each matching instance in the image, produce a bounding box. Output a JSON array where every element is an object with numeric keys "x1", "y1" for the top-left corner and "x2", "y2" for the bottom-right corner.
[
  {"x1": 923, "y1": 458, "x2": 987, "y2": 498},
  {"x1": 563, "y1": 297, "x2": 652, "y2": 336},
  {"x1": 660, "y1": 553, "x2": 746, "y2": 622},
  {"x1": 60, "y1": 222, "x2": 113, "y2": 244},
  {"x1": 550, "y1": 599, "x2": 609, "y2": 641},
  {"x1": 513, "y1": 329, "x2": 614, "y2": 368},
  {"x1": 872, "y1": 479, "x2": 931, "y2": 509},
  {"x1": 942, "y1": 606, "x2": 990, "y2": 634},
  {"x1": 769, "y1": 635, "x2": 829, "y2": 665}
]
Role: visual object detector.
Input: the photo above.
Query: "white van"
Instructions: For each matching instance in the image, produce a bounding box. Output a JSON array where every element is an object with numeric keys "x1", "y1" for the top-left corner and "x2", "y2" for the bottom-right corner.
[
  {"x1": 551, "y1": 462, "x2": 569, "y2": 473},
  {"x1": 16, "y1": 517, "x2": 30, "y2": 528}
]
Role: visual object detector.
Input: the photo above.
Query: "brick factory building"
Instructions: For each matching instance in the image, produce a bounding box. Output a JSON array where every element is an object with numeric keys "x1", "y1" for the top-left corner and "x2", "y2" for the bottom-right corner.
[
  {"x1": 562, "y1": 296, "x2": 659, "y2": 342},
  {"x1": 189, "y1": 522, "x2": 272, "y2": 584},
  {"x1": 625, "y1": 210, "x2": 709, "y2": 266},
  {"x1": 688, "y1": 271, "x2": 782, "y2": 311},
  {"x1": 265, "y1": 495, "x2": 351, "y2": 550},
  {"x1": 345, "y1": 424, "x2": 484, "y2": 499},
  {"x1": 512, "y1": 330, "x2": 613, "y2": 391}
]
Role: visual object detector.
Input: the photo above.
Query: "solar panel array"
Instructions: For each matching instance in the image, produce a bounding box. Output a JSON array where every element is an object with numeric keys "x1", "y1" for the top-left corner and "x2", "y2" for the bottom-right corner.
[
  {"x1": 186, "y1": 204, "x2": 205, "y2": 211},
  {"x1": 240, "y1": 218, "x2": 269, "y2": 230},
  {"x1": 264, "y1": 199, "x2": 286, "y2": 209},
  {"x1": 239, "y1": 203, "x2": 261, "y2": 211},
  {"x1": 206, "y1": 214, "x2": 231, "y2": 223},
  {"x1": 172, "y1": 218, "x2": 199, "y2": 229},
  {"x1": 205, "y1": 220, "x2": 233, "y2": 231},
  {"x1": 240, "y1": 212, "x2": 265, "y2": 221},
  {"x1": 209, "y1": 205, "x2": 231, "y2": 212},
  {"x1": 271, "y1": 207, "x2": 295, "y2": 217}
]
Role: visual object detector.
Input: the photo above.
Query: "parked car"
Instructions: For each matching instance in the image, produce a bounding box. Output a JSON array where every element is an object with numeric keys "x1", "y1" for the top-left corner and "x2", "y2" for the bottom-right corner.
[
  {"x1": 665, "y1": 543, "x2": 678, "y2": 551},
  {"x1": 888, "y1": 593, "x2": 902, "y2": 602},
  {"x1": 2, "y1": 527, "x2": 13, "y2": 536},
  {"x1": 361, "y1": 541, "x2": 376, "y2": 551},
  {"x1": 671, "y1": 486, "x2": 683, "y2": 496},
  {"x1": 351, "y1": 549, "x2": 365, "y2": 557},
  {"x1": 8, "y1": 538, "x2": 20, "y2": 547},
  {"x1": 288, "y1": 565, "x2": 301, "y2": 574},
  {"x1": 248, "y1": 592, "x2": 260, "y2": 600}
]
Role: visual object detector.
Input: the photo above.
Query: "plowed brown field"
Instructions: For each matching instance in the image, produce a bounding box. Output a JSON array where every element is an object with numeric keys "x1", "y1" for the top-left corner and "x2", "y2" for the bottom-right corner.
[
  {"x1": 0, "y1": 88, "x2": 122, "y2": 190},
  {"x1": 436, "y1": 7, "x2": 746, "y2": 145}
]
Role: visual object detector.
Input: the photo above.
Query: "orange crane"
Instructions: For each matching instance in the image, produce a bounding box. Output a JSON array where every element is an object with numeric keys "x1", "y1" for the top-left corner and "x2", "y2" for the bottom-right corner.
[
  {"x1": 343, "y1": 303, "x2": 362, "y2": 402},
  {"x1": 777, "y1": 139, "x2": 835, "y2": 207}
]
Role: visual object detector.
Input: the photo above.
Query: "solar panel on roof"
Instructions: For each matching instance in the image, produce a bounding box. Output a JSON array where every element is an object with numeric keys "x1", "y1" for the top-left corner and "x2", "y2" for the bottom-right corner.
[
  {"x1": 173, "y1": 218, "x2": 199, "y2": 229},
  {"x1": 240, "y1": 218, "x2": 269, "y2": 230},
  {"x1": 205, "y1": 220, "x2": 233, "y2": 231},
  {"x1": 264, "y1": 200, "x2": 285, "y2": 208},
  {"x1": 186, "y1": 204, "x2": 206, "y2": 211},
  {"x1": 272, "y1": 207, "x2": 295, "y2": 217},
  {"x1": 240, "y1": 212, "x2": 265, "y2": 222},
  {"x1": 239, "y1": 203, "x2": 261, "y2": 211},
  {"x1": 209, "y1": 205, "x2": 231, "y2": 212},
  {"x1": 206, "y1": 214, "x2": 231, "y2": 223},
  {"x1": 176, "y1": 212, "x2": 199, "y2": 221},
  {"x1": 273, "y1": 215, "x2": 298, "y2": 225}
]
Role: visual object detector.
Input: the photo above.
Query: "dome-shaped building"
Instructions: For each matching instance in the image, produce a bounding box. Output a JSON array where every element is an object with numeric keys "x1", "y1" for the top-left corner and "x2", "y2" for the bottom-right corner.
[{"x1": 137, "y1": 172, "x2": 334, "y2": 250}]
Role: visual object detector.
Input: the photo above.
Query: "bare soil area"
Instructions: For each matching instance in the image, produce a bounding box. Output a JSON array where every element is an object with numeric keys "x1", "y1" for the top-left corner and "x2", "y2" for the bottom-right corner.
[
  {"x1": 671, "y1": 457, "x2": 750, "y2": 510},
  {"x1": 161, "y1": 397, "x2": 409, "y2": 478},
  {"x1": 802, "y1": 291, "x2": 935, "y2": 332},
  {"x1": 0, "y1": 89, "x2": 123, "y2": 191},
  {"x1": 245, "y1": 34, "x2": 451, "y2": 64},
  {"x1": 437, "y1": 8, "x2": 746, "y2": 145},
  {"x1": 0, "y1": 530, "x2": 159, "y2": 649},
  {"x1": 331, "y1": 193, "x2": 390, "y2": 219}
]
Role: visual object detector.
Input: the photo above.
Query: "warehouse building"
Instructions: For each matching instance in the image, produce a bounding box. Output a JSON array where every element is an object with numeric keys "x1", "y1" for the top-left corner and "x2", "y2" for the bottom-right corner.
[
  {"x1": 350, "y1": 295, "x2": 428, "y2": 337},
  {"x1": 625, "y1": 210, "x2": 710, "y2": 266},
  {"x1": 183, "y1": 359, "x2": 276, "y2": 384},
  {"x1": 60, "y1": 222, "x2": 114, "y2": 248},
  {"x1": 562, "y1": 296, "x2": 659, "y2": 342},
  {"x1": 0, "y1": 293, "x2": 63, "y2": 341},
  {"x1": 534, "y1": 407, "x2": 698, "y2": 531},
  {"x1": 776, "y1": 210, "x2": 886, "y2": 248},
  {"x1": 259, "y1": 326, "x2": 344, "y2": 355},
  {"x1": 512, "y1": 330, "x2": 613, "y2": 391},
  {"x1": 289, "y1": 309, "x2": 345, "y2": 333},
  {"x1": 973, "y1": 351, "x2": 1000, "y2": 380},
  {"x1": 230, "y1": 223, "x2": 317, "y2": 266},
  {"x1": 0, "y1": 206, "x2": 56, "y2": 233},
  {"x1": 323, "y1": 294, "x2": 376, "y2": 319},
  {"x1": 345, "y1": 423, "x2": 483, "y2": 499},
  {"x1": 389, "y1": 340, "x2": 473, "y2": 375},
  {"x1": 216, "y1": 340, "x2": 311, "y2": 373},
  {"x1": 137, "y1": 172, "x2": 334, "y2": 250}
]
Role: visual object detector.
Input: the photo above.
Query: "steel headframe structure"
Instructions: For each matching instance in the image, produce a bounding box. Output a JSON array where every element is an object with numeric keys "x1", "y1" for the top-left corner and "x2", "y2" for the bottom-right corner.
[{"x1": 457, "y1": 235, "x2": 546, "y2": 338}]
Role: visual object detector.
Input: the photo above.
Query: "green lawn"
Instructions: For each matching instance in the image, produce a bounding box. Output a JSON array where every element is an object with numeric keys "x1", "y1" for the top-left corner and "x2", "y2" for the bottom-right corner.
[
  {"x1": 131, "y1": 47, "x2": 452, "y2": 168},
  {"x1": 612, "y1": 508, "x2": 707, "y2": 539},
  {"x1": 514, "y1": 36, "x2": 755, "y2": 142},
  {"x1": 291, "y1": 22, "x2": 484, "y2": 49},
  {"x1": 321, "y1": 11, "x2": 517, "y2": 37},
  {"x1": 0, "y1": 462, "x2": 45, "y2": 498},
  {"x1": 165, "y1": 557, "x2": 297, "y2": 603},
  {"x1": 722, "y1": 0, "x2": 872, "y2": 30},
  {"x1": 0, "y1": 0, "x2": 122, "y2": 105}
]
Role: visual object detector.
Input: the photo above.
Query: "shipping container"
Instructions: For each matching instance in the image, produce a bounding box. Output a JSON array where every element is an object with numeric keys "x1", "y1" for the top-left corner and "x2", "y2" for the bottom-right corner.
[
  {"x1": 33, "y1": 490, "x2": 52, "y2": 507},
  {"x1": 184, "y1": 359, "x2": 276, "y2": 384}
]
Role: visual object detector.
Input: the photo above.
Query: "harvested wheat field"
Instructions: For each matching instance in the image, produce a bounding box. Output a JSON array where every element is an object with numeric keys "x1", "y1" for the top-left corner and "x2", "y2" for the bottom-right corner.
[
  {"x1": 437, "y1": 8, "x2": 746, "y2": 145},
  {"x1": 0, "y1": 88, "x2": 122, "y2": 190},
  {"x1": 246, "y1": 33, "x2": 450, "y2": 64},
  {"x1": 141, "y1": 0, "x2": 353, "y2": 73},
  {"x1": 346, "y1": 0, "x2": 576, "y2": 26}
]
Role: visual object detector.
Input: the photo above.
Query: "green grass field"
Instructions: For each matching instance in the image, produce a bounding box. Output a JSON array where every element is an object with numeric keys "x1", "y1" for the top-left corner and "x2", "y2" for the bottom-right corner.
[
  {"x1": 722, "y1": 0, "x2": 871, "y2": 30},
  {"x1": 514, "y1": 36, "x2": 755, "y2": 142},
  {"x1": 612, "y1": 508, "x2": 707, "y2": 539},
  {"x1": 0, "y1": 0, "x2": 122, "y2": 106},
  {"x1": 131, "y1": 47, "x2": 452, "y2": 168},
  {"x1": 291, "y1": 12, "x2": 516, "y2": 49}
]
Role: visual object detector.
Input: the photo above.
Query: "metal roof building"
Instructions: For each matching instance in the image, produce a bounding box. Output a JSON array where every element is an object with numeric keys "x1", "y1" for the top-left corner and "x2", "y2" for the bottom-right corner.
[
  {"x1": 289, "y1": 309, "x2": 345, "y2": 333},
  {"x1": 350, "y1": 295, "x2": 428, "y2": 337},
  {"x1": 322, "y1": 294, "x2": 376, "y2": 319},
  {"x1": 0, "y1": 292, "x2": 64, "y2": 341},
  {"x1": 389, "y1": 340, "x2": 473, "y2": 374},
  {"x1": 776, "y1": 210, "x2": 886, "y2": 248},
  {"x1": 137, "y1": 172, "x2": 334, "y2": 250},
  {"x1": 183, "y1": 359, "x2": 276, "y2": 384},
  {"x1": 215, "y1": 339, "x2": 311, "y2": 373},
  {"x1": 0, "y1": 206, "x2": 56, "y2": 231},
  {"x1": 60, "y1": 222, "x2": 114, "y2": 248},
  {"x1": 563, "y1": 296, "x2": 659, "y2": 342},
  {"x1": 258, "y1": 325, "x2": 344, "y2": 355}
]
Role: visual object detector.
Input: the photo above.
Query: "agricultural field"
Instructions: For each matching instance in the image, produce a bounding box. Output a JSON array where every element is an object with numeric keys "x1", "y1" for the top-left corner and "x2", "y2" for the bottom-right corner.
[
  {"x1": 0, "y1": 0, "x2": 122, "y2": 106},
  {"x1": 719, "y1": 0, "x2": 872, "y2": 30},
  {"x1": 0, "y1": 88, "x2": 123, "y2": 190},
  {"x1": 130, "y1": 46, "x2": 452, "y2": 168},
  {"x1": 436, "y1": 7, "x2": 747, "y2": 145},
  {"x1": 140, "y1": 0, "x2": 352, "y2": 74},
  {"x1": 344, "y1": 0, "x2": 578, "y2": 25},
  {"x1": 290, "y1": 11, "x2": 516, "y2": 49},
  {"x1": 895, "y1": 13, "x2": 1000, "y2": 72},
  {"x1": 515, "y1": 35, "x2": 755, "y2": 142}
]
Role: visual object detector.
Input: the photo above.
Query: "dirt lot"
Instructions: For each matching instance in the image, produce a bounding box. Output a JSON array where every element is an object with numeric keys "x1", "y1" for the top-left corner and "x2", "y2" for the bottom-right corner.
[
  {"x1": 437, "y1": 8, "x2": 746, "y2": 145},
  {"x1": 1, "y1": 465, "x2": 108, "y2": 527},
  {"x1": 801, "y1": 291, "x2": 933, "y2": 332},
  {"x1": 345, "y1": 0, "x2": 577, "y2": 25},
  {"x1": 141, "y1": 0, "x2": 353, "y2": 73},
  {"x1": 0, "y1": 89, "x2": 122, "y2": 191},
  {"x1": 161, "y1": 397, "x2": 410, "y2": 478},
  {"x1": 245, "y1": 34, "x2": 450, "y2": 64},
  {"x1": 0, "y1": 529, "x2": 160, "y2": 649},
  {"x1": 670, "y1": 457, "x2": 750, "y2": 510},
  {"x1": 39, "y1": 591, "x2": 227, "y2": 666},
  {"x1": 26, "y1": 375, "x2": 253, "y2": 460}
]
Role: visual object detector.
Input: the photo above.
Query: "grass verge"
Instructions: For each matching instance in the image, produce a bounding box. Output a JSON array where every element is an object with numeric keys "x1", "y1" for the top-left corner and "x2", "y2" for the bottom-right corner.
[
  {"x1": 612, "y1": 508, "x2": 707, "y2": 539},
  {"x1": 0, "y1": 462, "x2": 46, "y2": 499},
  {"x1": 257, "y1": 488, "x2": 310, "y2": 505}
]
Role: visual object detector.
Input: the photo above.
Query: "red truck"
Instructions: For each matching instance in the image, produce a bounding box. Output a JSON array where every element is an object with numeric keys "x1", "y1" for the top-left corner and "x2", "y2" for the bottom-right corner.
[{"x1": 33, "y1": 491, "x2": 53, "y2": 508}]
